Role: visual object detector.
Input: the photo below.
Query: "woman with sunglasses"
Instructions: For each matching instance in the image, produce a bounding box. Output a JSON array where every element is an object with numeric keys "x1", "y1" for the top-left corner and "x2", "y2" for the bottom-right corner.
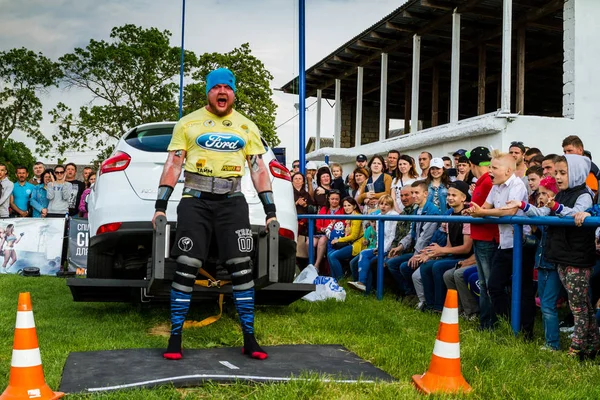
[
  {"x1": 46, "y1": 166, "x2": 73, "y2": 217},
  {"x1": 30, "y1": 169, "x2": 55, "y2": 218}
]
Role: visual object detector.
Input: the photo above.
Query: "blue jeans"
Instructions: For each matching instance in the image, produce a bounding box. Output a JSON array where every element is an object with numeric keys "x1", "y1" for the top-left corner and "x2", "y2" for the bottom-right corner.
[
  {"x1": 537, "y1": 268, "x2": 561, "y2": 350},
  {"x1": 421, "y1": 257, "x2": 461, "y2": 311},
  {"x1": 358, "y1": 249, "x2": 379, "y2": 292},
  {"x1": 488, "y1": 247, "x2": 536, "y2": 336},
  {"x1": 357, "y1": 249, "x2": 376, "y2": 283},
  {"x1": 473, "y1": 240, "x2": 497, "y2": 330},
  {"x1": 400, "y1": 257, "x2": 418, "y2": 295},
  {"x1": 387, "y1": 253, "x2": 414, "y2": 295},
  {"x1": 327, "y1": 245, "x2": 354, "y2": 280},
  {"x1": 350, "y1": 255, "x2": 360, "y2": 281}
]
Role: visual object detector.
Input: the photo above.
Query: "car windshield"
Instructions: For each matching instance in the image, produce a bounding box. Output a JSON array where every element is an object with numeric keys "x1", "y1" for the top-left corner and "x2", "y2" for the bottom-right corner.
[{"x1": 124, "y1": 125, "x2": 175, "y2": 152}]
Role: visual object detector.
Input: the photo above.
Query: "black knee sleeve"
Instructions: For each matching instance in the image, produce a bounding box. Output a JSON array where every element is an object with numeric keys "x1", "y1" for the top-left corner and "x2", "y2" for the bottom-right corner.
[
  {"x1": 172, "y1": 256, "x2": 202, "y2": 293},
  {"x1": 225, "y1": 257, "x2": 254, "y2": 291}
]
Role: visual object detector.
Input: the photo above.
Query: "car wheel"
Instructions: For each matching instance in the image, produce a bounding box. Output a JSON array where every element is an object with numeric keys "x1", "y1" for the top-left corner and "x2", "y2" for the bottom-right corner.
[
  {"x1": 87, "y1": 247, "x2": 115, "y2": 279},
  {"x1": 278, "y1": 255, "x2": 296, "y2": 283}
]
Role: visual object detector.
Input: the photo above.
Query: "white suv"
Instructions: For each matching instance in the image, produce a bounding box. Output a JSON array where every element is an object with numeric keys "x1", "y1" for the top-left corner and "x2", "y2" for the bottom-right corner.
[{"x1": 87, "y1": 122, "x2": 297, "y2": 282}]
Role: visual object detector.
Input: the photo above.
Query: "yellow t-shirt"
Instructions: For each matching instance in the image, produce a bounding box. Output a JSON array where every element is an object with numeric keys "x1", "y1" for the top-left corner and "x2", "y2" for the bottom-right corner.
[{"x1": 167, "y1": 107, "x2": 265, "y2": 178}]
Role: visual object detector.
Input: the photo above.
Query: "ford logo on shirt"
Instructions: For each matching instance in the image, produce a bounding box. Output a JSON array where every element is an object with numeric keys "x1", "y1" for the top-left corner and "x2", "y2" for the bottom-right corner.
[{"x1": 196, "y1": 133, "x2": 245, "y2": 152}]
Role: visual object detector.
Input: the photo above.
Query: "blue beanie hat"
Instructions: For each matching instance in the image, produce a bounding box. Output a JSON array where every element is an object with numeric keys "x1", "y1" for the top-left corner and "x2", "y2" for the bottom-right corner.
[{"x1": 206, "y1": 68, "x2": 236, "y2": 95}]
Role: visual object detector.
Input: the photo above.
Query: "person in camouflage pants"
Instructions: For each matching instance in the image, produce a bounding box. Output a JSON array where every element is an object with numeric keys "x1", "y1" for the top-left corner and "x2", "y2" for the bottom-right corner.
[{"x1": 557, "y1": 265, "x2": 599, "y2": 356}]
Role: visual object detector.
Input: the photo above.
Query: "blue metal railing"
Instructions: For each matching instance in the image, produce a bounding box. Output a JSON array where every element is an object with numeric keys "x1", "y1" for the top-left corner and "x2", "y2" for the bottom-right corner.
[
  {"x1": 298, "y1": 213, "x2": 600, "y2": 335},
  {"x1": 177, "y1": 0, "x2": 186, "y2": 119},
  {"x1": 298, "y1": 0, "x2": 306, "y2": 175}
]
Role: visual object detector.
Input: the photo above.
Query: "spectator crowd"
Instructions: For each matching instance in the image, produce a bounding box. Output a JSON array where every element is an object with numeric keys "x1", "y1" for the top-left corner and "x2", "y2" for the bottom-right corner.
[
  {"x1": 0, "y1": 162, "x2": 97, "y2": 272},
  {"x1": 0, "y1": 162, "x2": 96, "y2": 219},
  {"x1": 292, "y1": 134, "x2": 600, "y2": 360}
]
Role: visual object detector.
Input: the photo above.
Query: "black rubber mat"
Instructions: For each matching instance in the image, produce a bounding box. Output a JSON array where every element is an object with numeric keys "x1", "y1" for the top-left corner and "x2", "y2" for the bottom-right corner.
[{"x1": 59, "y1": 345, "x2": 395, "y2": 393}]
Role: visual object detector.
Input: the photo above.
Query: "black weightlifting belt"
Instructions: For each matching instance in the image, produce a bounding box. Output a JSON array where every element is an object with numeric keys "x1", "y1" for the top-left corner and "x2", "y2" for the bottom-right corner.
[{"x1": 184, "y1": 172, "x2": 242, "y2": 195}]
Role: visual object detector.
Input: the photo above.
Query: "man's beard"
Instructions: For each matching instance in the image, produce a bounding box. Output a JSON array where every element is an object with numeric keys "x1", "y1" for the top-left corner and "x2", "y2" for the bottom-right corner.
[{"x1": 208, "y1": 100, "x2": 233, "y2": 117}]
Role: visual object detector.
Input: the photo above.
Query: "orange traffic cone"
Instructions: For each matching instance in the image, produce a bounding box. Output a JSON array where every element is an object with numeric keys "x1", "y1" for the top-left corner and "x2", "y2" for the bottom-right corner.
[
  {"x1": 412, "y1": 289, "x2": 471, "y2": 394},
  {"x1": 0, "y1": 293, "x2": 64, "y2": 400}
]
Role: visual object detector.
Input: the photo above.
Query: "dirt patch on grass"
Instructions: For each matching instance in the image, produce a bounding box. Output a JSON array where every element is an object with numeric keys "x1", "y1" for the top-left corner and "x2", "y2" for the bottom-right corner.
[{"x1": 148, "y1": 323, "x2": 171, "y2": 337}]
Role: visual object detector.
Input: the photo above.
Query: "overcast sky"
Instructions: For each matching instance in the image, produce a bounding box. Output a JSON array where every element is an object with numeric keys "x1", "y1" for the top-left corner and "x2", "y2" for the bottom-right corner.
[{"x1": 1, "y1": 0, "x2": 405, "y2": 165}]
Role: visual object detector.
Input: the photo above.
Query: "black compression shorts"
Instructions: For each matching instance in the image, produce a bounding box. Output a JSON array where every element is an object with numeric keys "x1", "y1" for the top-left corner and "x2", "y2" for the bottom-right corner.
[{"x1": 170, "y1": 194, "x2": 254, "y2": 262}]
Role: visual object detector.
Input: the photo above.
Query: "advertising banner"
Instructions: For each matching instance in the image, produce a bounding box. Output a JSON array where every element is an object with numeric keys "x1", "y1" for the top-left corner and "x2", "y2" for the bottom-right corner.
[
  {"x1": 0, "y1": 218, "x2": 66, "y2": 276},
  {"x1": 68, "y1": 218, "x2": 89, "y2": 275}
]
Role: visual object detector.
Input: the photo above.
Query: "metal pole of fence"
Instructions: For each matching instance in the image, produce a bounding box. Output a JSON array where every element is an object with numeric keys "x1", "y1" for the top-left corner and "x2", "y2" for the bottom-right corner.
[
  {"x1": 308, "y1": 218, "x2": 314, "y2": 266},
  {"x1": 177, "y1": 0, "x2": 186, "y2": 119},
  {"x1": 376, "y1": 220, "x2": 385, "y2": 300},
  {"x1": 298, "y1": 0, "x2": 306, "y2": 175},
  {"x1": 511, "y1": 224, "x2": 523, "y2": 336}
]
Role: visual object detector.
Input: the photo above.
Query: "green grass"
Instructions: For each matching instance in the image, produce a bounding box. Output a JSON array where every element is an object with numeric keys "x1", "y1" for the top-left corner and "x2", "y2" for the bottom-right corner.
[{"x1": 1, "y1": 275, "x2": 600, "y2": 399}]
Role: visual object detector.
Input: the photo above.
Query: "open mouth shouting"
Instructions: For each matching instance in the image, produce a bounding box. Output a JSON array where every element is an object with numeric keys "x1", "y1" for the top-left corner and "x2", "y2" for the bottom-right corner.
[{"x1": 217, "y1": 94, "x2": 228, "y2": 109}]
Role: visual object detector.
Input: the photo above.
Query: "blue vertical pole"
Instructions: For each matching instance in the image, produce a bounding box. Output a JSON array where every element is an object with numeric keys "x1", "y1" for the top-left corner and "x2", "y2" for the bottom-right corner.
[
  {"x1": 298, "y1": 0, "x2": 306, "y2": 175},
  {"x1": 178, "y1": 0, "x2": 186, "y2": 119},
  {"x1": 511, "y1": 224, "x2": 523, "y2": 336},
  {"x1": 376, "y1": 220, "x2": 385, "y2": 300},
  {"x1": 308, "y1": 218, "x2": 314, "y2": 265}
]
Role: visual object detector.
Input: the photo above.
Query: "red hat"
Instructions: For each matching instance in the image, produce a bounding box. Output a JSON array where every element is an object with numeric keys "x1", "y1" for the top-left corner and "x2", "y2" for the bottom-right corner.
[{"x1": 539, "y1": 176, "x2": 559, "y2": 194}]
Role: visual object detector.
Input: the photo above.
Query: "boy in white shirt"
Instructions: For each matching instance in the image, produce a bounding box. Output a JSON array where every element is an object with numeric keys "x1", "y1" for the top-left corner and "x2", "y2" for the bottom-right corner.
[{"x1": 467, "y1": 150, "x2": 536, "y2": 337}]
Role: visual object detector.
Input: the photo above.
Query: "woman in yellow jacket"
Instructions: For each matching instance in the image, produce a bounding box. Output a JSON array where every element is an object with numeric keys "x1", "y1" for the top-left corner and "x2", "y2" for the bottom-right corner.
[{"x1": 327, "y1": 197, "x2": 364, "y2": 280}]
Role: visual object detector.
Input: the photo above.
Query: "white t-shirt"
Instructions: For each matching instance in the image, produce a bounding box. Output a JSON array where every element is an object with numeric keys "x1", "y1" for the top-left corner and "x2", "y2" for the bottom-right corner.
[{"x1": 485, "y1": 174, "x2": 529, "y2": 249}]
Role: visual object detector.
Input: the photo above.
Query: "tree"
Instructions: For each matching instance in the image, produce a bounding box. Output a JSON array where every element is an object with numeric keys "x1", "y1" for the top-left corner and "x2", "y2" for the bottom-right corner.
[
  {"x1": 0, "y1": 138, "x2": 36, "y2": 181},
  {"x1": 50, "y1": 24, "x2": 198, "y2": 159},
  {"x1": 51, "y1": 25, "x2": 280, "y2": 161},
  {"x1": 0, "y1": 48, "x2": 61, "y2": 155},
  {"x1": 185, "y1": 43, "x2": 279, "y2": 147}
]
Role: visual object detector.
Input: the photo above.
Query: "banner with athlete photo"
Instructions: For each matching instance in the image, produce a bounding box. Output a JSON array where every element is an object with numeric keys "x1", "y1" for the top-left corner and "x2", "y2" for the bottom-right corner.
[
  {"x1": 0, "y1": 218, "x2": 66, "y2": 276},
  {"x1": 67, "y1": 218, "x2": 89, "y2": 275}
]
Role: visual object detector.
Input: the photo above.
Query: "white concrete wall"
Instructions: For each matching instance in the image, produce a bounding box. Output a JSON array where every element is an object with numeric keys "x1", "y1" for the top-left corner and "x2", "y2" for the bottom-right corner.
[
  {"x1": 571, "y1": 0, "x2": 600, "y2": 157},
  {"x1": 501, "y1": 116, "x2": 576, "y2": 155},
  {"x1": 312, "y1": 113, "x2": 507, "y2": 174},
  {"x1": 308, "y1": 113, "x2": 507, "y2": 166}
]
